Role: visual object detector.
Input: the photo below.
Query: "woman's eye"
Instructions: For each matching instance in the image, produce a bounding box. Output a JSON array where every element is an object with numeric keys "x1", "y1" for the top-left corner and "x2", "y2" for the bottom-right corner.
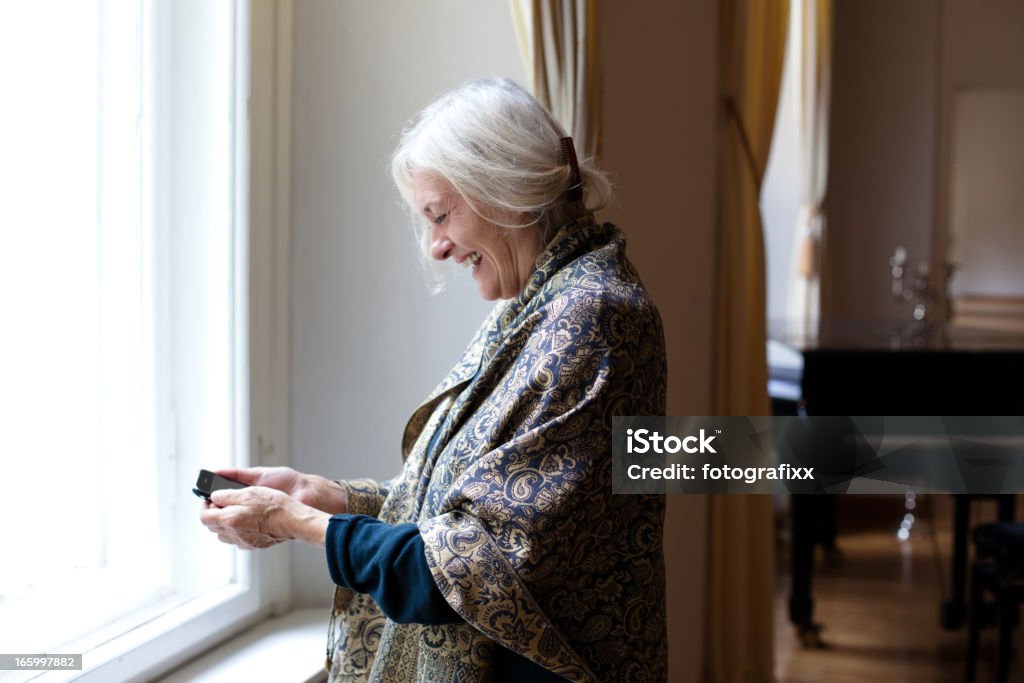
[{"x1": 433, "y1": 213, "x2": 447, "y2": 226}]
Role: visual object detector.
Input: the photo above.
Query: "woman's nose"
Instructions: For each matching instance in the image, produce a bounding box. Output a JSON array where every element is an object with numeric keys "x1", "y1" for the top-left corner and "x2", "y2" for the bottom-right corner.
[{"x1": 430, "y1": 232, "x2": 454, "y2": 261}]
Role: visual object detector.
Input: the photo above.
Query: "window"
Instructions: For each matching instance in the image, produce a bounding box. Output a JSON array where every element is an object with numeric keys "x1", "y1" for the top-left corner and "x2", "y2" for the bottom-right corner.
[{"x1": 0, "y1": 2, "x2": 285, "y2": 679}]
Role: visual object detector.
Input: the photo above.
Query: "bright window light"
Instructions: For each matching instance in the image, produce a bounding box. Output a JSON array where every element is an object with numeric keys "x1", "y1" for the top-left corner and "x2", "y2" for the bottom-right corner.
[{"x1": 0, "y1": 0, "x2": 253, "y2": 669}]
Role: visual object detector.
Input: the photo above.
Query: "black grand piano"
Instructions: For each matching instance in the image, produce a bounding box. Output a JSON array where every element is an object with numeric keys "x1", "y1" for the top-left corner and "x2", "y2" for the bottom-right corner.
[{"x1": 768, "y1": 320, "x2": 1024, "y2": 632}]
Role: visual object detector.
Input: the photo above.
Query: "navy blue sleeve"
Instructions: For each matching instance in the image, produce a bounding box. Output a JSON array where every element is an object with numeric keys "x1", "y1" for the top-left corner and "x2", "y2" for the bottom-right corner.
[
  {"x1": 326, "y1": 514, "x2": 567, "y2": 680},
  {"x1": 325, "y1": 514, "x2": 462, "y2": 625}
]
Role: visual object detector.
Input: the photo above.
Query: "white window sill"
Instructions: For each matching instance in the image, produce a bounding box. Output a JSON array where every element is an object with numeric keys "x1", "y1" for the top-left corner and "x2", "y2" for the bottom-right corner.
[{"x1": 155, "y1": 608, "x2": 328, "y2": 683}]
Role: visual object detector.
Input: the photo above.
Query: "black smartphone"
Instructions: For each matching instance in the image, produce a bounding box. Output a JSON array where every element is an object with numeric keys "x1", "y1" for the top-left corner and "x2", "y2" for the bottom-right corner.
[{"x1": 193, "y1": 469, "x2": 248, "y2": 501}]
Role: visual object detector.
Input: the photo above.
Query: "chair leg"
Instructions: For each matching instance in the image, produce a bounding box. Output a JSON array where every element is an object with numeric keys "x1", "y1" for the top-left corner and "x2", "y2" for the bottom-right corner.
[
  {"x1": 996, "y1": 597, "x2": 1016, "y2": 683},
  {"x1": 965, "y1": 562, "x2": 985, "y2": 683}
]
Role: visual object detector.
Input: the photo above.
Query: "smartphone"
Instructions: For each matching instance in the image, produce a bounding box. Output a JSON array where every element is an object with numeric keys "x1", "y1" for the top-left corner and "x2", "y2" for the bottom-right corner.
[{"x1": 193, "y1": 469, "x2": 248, "y2": 501}]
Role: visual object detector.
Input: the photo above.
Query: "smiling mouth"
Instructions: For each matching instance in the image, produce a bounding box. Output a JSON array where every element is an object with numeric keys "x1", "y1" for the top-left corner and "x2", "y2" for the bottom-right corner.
[{"x1": 461, "y1": 252, "x2": 482, "y2": 272}]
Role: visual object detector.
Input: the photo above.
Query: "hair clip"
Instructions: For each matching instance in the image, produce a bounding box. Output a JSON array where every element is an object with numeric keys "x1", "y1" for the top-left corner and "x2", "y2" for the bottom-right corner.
[{"x1": 560, "y1": 136, "x2": 583, "y2": 203}]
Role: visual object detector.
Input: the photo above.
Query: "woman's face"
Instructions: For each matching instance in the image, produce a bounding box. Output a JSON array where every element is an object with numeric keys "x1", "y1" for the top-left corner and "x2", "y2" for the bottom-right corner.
[{"x1": 412, "y1": 173, "x2": 541, "y2": 301}]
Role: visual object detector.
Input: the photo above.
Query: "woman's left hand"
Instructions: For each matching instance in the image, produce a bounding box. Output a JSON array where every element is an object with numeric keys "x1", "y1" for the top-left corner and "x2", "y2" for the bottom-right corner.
[{"x1": 200, "y1": 486, "x2": 330, "y2": 549}]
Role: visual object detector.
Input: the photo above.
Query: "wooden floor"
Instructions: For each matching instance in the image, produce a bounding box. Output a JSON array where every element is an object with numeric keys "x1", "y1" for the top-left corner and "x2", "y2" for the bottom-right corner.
[{"x1": 774, "y1": 495, "x2": 1023, "y2": 683}]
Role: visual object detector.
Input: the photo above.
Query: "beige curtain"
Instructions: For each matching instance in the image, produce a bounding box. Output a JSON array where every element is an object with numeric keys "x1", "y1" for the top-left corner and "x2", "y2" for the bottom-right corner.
[
  {"x1": 709, "y1": 0, "x2": 789, "y2": 681},
  {"x1": 509, "y1": 0, "x2": 602, "y2": 160},
  {"x1": 787, "y1": 0, "x2": 833, "y2": 340}
]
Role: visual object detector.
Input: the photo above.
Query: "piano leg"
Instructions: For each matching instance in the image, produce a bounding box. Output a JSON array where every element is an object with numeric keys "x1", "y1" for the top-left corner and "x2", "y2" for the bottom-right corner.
[
  {"x1": 789, "y1": 494, "x2": 835, "y2": 647},
  {"x1": 789, "y1": 494, "x2": 815, "y2": 628},
  {"x1": 998, "y1": 494, "x2": 1015, "y2": 523},
  {"x1": 941, "y1": 495, "x2": 970, "y2": 630}
]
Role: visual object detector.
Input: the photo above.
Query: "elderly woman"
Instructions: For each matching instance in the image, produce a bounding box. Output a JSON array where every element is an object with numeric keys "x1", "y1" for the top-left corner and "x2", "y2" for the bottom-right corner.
[{"x1": 200, "y1": 78, "x2": 667, "y2": 682}]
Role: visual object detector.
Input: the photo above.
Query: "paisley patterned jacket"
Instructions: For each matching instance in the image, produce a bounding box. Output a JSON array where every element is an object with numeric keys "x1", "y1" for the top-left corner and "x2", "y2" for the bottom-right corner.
[{"x1": 328, "y1": 216, "x2": 668, "y2": 682}]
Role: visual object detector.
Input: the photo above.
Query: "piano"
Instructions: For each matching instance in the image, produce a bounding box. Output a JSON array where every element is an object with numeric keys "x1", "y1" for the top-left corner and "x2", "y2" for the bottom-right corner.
[{"x1": 768, "y1": 320, "x2": 1024, "y2": 630}]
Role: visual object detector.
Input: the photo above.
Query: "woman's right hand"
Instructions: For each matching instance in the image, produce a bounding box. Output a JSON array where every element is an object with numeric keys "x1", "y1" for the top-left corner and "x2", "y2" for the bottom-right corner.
[{"x1": 214, "y1": 466, "x2": 348, "y2": 515}]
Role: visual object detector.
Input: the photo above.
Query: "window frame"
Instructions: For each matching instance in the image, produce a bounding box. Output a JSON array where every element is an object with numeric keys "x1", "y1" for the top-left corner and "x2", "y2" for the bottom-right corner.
[{"x1": 23, "y1": 1, "x2": 295, "y2": 680}]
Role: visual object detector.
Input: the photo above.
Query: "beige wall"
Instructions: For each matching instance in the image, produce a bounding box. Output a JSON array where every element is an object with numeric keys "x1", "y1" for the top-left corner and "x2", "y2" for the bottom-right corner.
[
  {"x1": 826, "y1": 0, "x2": 1024, "y2": 323},
  {"x1": 603, "y1": 2, "x2": 717, "y2": 681},
  {"x1": 288, "y1": 0, "x2": 524, "y2": 607},
  {"x1": 934, "y1": 0, "x2": 1024, "y2": 301},
  {"x1": 942, "y1": 0, "x2": 1024, "y2": 85},
  {"x1": 826, "y1": 0, "x2": 939, "y2": 323}
]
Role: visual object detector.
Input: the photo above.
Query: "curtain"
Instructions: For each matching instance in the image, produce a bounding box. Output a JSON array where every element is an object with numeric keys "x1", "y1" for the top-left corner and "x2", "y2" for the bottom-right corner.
[
  {"x1": 787, "y1": 0, "x2": 834, "y2": 340},
  {"x1": 709, "y1": 0, "x2": 789, "y2": 681},
  {"x1": 509, "y1": 0, "x2": 602, "y2": 160}
]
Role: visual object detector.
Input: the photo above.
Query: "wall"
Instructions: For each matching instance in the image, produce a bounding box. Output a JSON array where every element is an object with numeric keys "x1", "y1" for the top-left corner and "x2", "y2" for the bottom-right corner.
[
  {"x1": 825, "y1": 0, "x2": 1024, "y2": 323},
  {"x1": 942, "y1": 0, "x2": 1024, "y2": 85},
  {"x1": 288, "y1": 0, "x2": 523, "y2": 606},
  {"x1": 936, "y1": 0, "x2": 1024, "y2": 300},
  {"x1": 602, "y1": 2, "x2": 717, "y2": 681},
  {"x1": 825, "y1": 0, "x2": 938, "y2": 323}
]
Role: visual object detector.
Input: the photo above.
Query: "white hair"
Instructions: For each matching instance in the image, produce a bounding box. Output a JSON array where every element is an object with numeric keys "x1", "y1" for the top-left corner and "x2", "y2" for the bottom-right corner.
[{"x1": 390, "y1": 77, "x2": 613, "y2": 291}]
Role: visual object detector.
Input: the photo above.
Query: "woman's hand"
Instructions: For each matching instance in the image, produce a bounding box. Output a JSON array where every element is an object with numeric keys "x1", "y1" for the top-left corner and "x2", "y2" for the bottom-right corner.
[
  {"x1": 199, "y1": 486, "x2": 330, "y2": 549},
  {"x1": 215, "y1": 466, "x2": 348, "y2": 514}
]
